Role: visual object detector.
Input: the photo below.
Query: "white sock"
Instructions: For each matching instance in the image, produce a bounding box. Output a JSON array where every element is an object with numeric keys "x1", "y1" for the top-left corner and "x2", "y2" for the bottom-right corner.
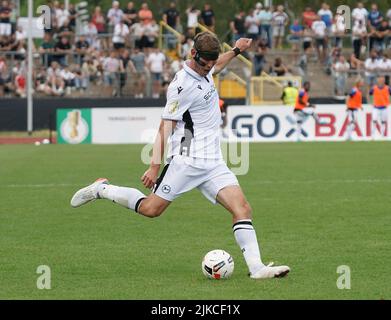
[
  {"x1": 98, "y1": 184, "x2": 146, "y2": 212},
  {"x1": 372, "y1": 121, "x2": 377, "y2": 137},
  {"x1": 233, "y1": 219, "x2": 265, "y2": 275},
  {"x1": 297, "y1": 122, "x2": 302, "y2": 139},
  {"x1": 347, "y1": 123, "x2": 354, "y2": 138}
]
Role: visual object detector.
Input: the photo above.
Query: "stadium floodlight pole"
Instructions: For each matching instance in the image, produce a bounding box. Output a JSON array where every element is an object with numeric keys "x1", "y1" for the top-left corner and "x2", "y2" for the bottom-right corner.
[{"x1": 27, "y1": 0, "x2": 33, "y2": 135}]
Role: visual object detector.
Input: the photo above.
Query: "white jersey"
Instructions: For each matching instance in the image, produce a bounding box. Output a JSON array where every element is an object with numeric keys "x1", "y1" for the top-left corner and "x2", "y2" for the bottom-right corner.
[{"x1": 162, "y1": 61, "x2": 222, "y2": 161}]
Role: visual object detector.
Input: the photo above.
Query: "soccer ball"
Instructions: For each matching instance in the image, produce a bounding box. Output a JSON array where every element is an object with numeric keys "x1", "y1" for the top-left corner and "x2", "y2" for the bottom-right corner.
[{"x1": 201, "y1": 249, "x2": 234, "y2": 279}]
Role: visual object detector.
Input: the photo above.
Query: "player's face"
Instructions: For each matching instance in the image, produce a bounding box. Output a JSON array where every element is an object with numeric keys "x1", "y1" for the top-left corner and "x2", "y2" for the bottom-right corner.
[{"x1": 195, "y1": 57, "x2": 217, "y2": 76}]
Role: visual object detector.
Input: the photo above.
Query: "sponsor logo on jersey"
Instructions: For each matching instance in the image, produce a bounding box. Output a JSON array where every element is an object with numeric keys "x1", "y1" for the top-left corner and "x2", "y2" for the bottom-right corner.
[
  {"x1": 204, "y1": 85, "x2": 216, "y2": 101},
  {"x1": 177, "y1": 86, "x2": 184, "y2": 94}
]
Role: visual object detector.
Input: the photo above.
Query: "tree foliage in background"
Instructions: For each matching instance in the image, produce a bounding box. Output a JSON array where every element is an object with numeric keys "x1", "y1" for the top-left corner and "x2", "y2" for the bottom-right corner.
[{"x1": 20, "y1": 0, "x2": 391, "y2": 40}]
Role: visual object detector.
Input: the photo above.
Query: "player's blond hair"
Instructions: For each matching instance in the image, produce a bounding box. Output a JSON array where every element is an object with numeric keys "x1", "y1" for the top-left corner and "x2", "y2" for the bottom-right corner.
[{"x1": 194, "y1": 32, "x2": 221, "y2": 54}]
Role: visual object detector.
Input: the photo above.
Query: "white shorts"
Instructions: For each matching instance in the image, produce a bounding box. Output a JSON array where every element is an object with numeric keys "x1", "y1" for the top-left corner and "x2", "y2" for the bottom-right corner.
[
  {"x1": 294, "y1": 108, "x2": 314, "y2": 122},
  {"x1": 154, "y1": 155, "x2": 239, "y2": 204},
  {"x1": 347, "y1": 109, "x2": 359, "y2": 123},
  {"x1": 0, "y1": 23, "x2": 11, "y2": 36},
  {"x1": 372, "y1": 107, "x2": 388, "y2": 123}
]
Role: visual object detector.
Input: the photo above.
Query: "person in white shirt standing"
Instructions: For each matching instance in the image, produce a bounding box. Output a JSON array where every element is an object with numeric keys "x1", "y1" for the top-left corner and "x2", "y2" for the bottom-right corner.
[
  {"x1": 112, "y1": 19, "x2": 129, "y2": 52},
  {"x1": 312, "y1": 17, "x2": 328, "y2": 63},
  {"x1": 71, "y1": 32, "x2": 291, "y2": 280},
  {"x1": 146, "y1": 47, "x2": 166, "y2": 98},
  {"x1": 352, "y1": 2, "x2": 369, "y2": 25},
  {"x1": 272, "y1": 5, "x2": 289, "y2": 49}
]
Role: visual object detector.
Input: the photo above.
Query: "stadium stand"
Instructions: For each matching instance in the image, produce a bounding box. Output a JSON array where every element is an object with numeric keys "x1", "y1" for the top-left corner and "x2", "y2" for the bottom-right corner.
[{"x1": 0, "y1": 1, "x2": 390, "y2": 101}]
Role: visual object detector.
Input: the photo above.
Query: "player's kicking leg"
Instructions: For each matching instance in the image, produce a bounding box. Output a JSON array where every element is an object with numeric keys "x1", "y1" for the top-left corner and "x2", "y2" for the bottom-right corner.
[
  {"x1": 70, "y1": 178, "x2": 170, "y2": 218},
  {"x1": 216, "y1": 185, "x2": 290, "y2": 279}
]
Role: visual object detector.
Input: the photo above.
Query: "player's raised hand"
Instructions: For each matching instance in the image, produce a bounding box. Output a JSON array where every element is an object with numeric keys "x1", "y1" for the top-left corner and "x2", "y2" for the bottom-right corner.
[
  {"x1": 234, "y1": 38, "x2": 253, "y2": 53},
  {"x1": 141, "y1": 166, "x2": 159, "y2": 189}
]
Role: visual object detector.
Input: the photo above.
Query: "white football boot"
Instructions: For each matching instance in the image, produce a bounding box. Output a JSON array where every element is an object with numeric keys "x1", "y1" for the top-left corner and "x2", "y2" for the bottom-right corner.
[
  {"x1": 70, "y1": 178, "x2": 109, "y2": 208},
  {"x1": 250, "y1": 262, "x2": 290, "y2": 279}
]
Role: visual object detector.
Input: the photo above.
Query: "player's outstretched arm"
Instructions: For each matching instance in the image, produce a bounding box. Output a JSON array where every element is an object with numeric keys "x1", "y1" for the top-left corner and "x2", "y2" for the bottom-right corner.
[
  {"x1": 141, "y1": 119, "x2": 177, "y2": 189},
  {"x1": 213, "y1": 38, "x2": 252, "y2": 75}
]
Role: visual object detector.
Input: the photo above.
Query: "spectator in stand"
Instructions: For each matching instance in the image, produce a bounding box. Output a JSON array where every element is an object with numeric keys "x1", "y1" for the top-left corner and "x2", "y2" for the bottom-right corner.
[
  {"x1": 302, "y1": 26, "x2": 313, "y2": 53},
  {"x1": 67, "y1": 3, "x2": 77, "y2": 31},
  {"x1": 163, "y1": 1, "x2": 180, "y2": 50},
  {"x1": 269, "y1": 57, "x2": 289, "y2": 76},
  {"x1": 254, "y1": 2, "x2": 263, "y2": 17},
  {"x1": 75, "y1": 35, "x2": 90, "y2": 65},
  {"x1": 83, "y1": 21, "x2": 100, "y2": 51},
  {"x1": 302, "y1": 7, "x2": 317, "y2": 29},
  {"x1": 317, "y1": 3, "x2": 333, "y2": 31},
  {"x1": 112, "y1": 19, "x2": 130, "y2": 52},
  {"x1": 54, "y1": 36, "x2": 72, "y2": 67},
  {"x1": 349, "y1": 52, "x2": 364, "y2": 72},
  {"x1": 368, "y1": 4, "x2": 383, "y2": 51},
  {"x1": 57, "y1": 18, "x2": 73, "y2": 38},
  {"x1": 119, "y1": 49, "x2": 136, "y2": 96},
  {"x1": 375, "y1": 20, "x2": 390, "y2": 51},
  {"x1": 60, "y1": 65, "x2": 76, "y2": 95},
  {"x1": 230, "y1": 11, "x2": 246, "y2": 45},
  {"x1": 297, "y1": 46, "x2": 311, "y2": 81},
  {"x1": 103, "y1": 50, "x2": 124, "y2": 97},
  {"x1": 364, "y1": 50, "x2": 379, "y2": 89},
  {"x1": 146, "y1": 47, "x2": 166, "y2": 98},
  {"x1": 352, "y1": 2, "x2": 368, "y2": 25},
  {"x1": 130, "y1": 20, "x2": 147, "y2": 50},
  {"x1": 377, "y1": 53, "x2": 391, "y2": 85},
  {"x1": 130, "y1": 47, "x2": 147, "y2": 98},
  {"x1": 138, "y1": 3, "x2": 153, "y2": 26},
  {"x1": 272, "y1": 5, "x2": 289, "y2": 49},
  {"x1": 332, "y1": 54, "x2": 350, "y2": 96},
  {"x1": 352, "y1": 19, "x2": 368, "y2": 59},
  {"x1": 15, "y1": 25, "x2": 26, "y2": 42},
  {"x1": 144, "y1": 19, "x2": 159, "y2": 51},
  {"x1": 368, "y1": 4, "x2": 383, "y2": 29},
  {"x1": 107, "y1": 1, "x2": 124, "y2": 35},
  {"x1": 92, "y1": 6, "x2": 106, "y2": 34},
  {"x1": 312, "y1": 16, "x2": 328, "y2": 63},
  {"x1": 75, "y1": 60, "x2": 90, "y2": 92},
  {"x1": 257, "y1": 6, "x2": 273, "y2": 48},
  {"x1": 54, "y1": 1, "x2": 69, "y2": 30},
  {"x1": 0, "y1": 0, "x2": 12, "y2": 37},
  {"x1": 331, "y1": 12, "x2": 346, "y2": 48},
  {"x1": 253, "y1": 39, "x2": 267, "y2": 76},
  {"x1": 163, "y1": 2, "x2": 180, "y2": 30},
  {"x1": 186, "y1": 6, "x2": 200, "y2": 38},
  {"x1": 201, "y1": 3, "x2": 215, "y2": 33},
  {"x1": 181, "y1": 36, "x2": 194, "y2": 60},
  {"x1": 288, "y1": 19, "x2": 303, "y2": 53},
  {"x1": 14, "y1": 71, "x2": 26, "y2": 98},
  {"x1": 123, "y1": 2, "x2": 138, "y2": 27},
  {"x1": 47, "y1": 61, "x2": 65, "y2": 96},
  {"x1": 245, "y1": 9, "x2": 259, "y2": 42},
  {"x1": 39, "y1": 32, "x2": 55, "y2": 67}
]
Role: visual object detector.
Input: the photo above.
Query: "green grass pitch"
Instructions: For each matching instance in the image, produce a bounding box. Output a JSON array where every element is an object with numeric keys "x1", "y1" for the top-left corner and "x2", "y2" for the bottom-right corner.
[{"x1": 0, "y1": 142, "x2": 390, "y2": 299}]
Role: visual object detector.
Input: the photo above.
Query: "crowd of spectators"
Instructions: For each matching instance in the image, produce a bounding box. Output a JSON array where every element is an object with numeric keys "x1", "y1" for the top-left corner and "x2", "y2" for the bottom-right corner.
[
  {"x1": 233, "y1": 2, "x2": 391, "y2": 98},
  {"x1": 0, "y1": 1, "x2": 390, "y2": 99}
]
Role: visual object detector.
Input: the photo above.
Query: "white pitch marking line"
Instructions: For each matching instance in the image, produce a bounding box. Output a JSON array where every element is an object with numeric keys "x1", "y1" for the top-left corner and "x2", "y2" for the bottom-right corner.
[{"x1": 1, "y1": 179, "x2": 391, "y2": 189}]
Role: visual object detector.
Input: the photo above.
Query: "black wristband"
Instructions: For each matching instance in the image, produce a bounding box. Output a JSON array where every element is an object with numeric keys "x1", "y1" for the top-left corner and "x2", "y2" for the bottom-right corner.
[{"x1": 232, "y1": 47, "x2": 241, "y2": 56}]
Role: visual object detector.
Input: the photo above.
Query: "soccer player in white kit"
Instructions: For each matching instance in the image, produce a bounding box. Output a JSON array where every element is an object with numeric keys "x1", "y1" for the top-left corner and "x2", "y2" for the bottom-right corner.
[{"x1": 71, "y1": 32, "x2": 290, "y2": 279}]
